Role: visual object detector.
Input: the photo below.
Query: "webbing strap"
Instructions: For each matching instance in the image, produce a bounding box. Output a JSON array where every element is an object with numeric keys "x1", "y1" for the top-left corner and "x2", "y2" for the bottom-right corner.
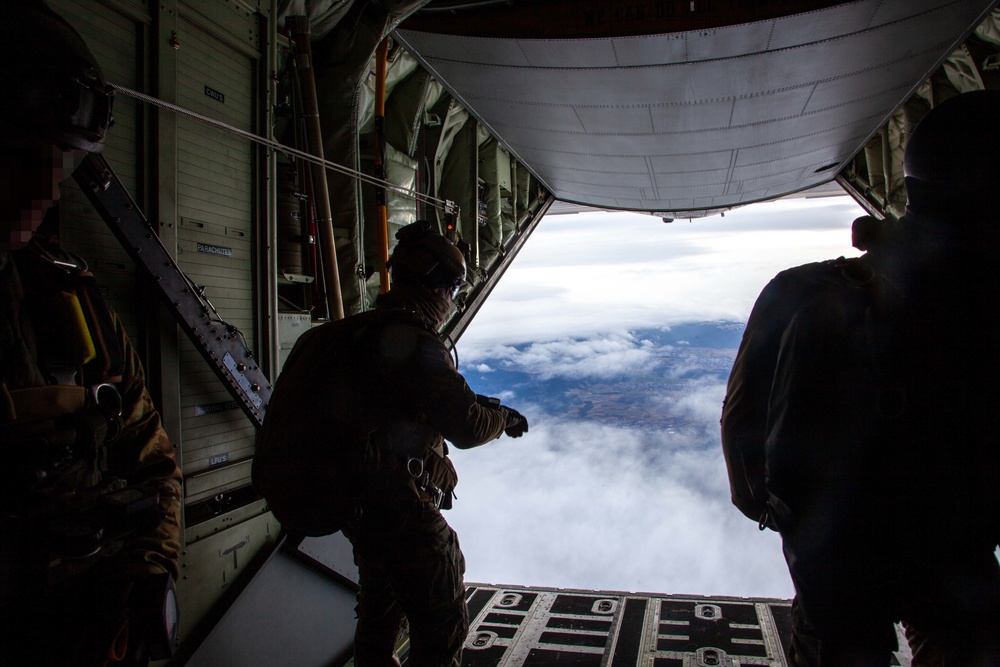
[{"x1": 0, "y1": 384, "x2": 87, "y2": 423}]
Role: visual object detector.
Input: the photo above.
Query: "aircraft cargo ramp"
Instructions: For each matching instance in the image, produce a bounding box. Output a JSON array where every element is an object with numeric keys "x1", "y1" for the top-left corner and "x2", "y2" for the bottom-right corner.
[
  {"x1": 422, "y1": 585, "x2": 911, "y2": 667},
  {"x1": 457, "y1": 584, "x2": 795, "y2": 667},
  {"x1": 179, "y1": 533, "x2": 913, "y2": 667}
]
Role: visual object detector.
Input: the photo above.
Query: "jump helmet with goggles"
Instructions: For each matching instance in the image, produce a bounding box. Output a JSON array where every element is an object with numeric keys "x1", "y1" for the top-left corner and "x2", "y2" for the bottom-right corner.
[
  {"x1": 2, "y1": 0, "x2": 114, "y2": 153},
  {"x1": 386, "y1": 221, "x2": 467, "y2": 299}
]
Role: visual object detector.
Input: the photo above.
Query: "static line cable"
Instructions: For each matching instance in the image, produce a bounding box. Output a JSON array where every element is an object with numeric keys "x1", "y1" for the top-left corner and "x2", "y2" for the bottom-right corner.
[{"x1": 110, "y1": 83, "x2": 457, "y2": 215}]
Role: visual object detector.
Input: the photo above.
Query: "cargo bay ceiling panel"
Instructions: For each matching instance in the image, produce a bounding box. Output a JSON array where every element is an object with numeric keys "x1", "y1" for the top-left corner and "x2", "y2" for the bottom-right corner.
[{"x1": 395, "y1": 0, "x2": 997, "y2": 217}]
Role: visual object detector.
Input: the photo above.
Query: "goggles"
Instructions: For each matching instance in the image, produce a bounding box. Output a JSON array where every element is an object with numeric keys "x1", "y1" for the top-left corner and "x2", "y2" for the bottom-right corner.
[{"x1": 56, "y1": 75, "x2": 114, "y2": 151}]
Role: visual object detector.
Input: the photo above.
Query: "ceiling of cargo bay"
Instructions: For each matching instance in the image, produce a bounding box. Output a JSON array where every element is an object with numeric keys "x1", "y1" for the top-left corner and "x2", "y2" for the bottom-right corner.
[{"x1": 394, "y1": 0, "x2": 997, "y2": 217}]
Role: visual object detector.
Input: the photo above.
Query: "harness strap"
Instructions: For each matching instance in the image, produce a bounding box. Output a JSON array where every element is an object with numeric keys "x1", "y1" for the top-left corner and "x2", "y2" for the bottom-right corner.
[{"x1": 9, "y1": 241, "x2": 125, "y2": 387}]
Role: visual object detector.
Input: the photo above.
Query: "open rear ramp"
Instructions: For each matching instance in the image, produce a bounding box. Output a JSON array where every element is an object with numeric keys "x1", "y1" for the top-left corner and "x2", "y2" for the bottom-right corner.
[
  {"x1": 452, "y1": 586, "x2": 912, "y2": 667},
  {"x1": 179, "y1": 534, "x2": 915, "y2": 666},
  {"x1": 179, "y1": 533, "x2": 359, "y2": 667}
]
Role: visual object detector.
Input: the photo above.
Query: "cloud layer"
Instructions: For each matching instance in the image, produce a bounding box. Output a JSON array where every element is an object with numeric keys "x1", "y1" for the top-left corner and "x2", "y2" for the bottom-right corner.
[
  {"x1": 448, "y1": 197, "x2": 867, "y2": 600},
  {"x1": 461, "y1": 197, "x2": 864, "y2": 349},
  {"x1": 451, "y1": 330, "x2": 793, "y2": 598},
  {"x1": 448, "y1": 383, "x2": 793, "y2": 598},
  {"x1": 474, "y1": 333, "x2": 660, "y2": 381}
]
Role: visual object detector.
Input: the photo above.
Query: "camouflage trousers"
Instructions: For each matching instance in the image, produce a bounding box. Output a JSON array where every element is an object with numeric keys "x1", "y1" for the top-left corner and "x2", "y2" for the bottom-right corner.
[{"x1": 345, "y1": 501, "x2": 468, "y2": 667}]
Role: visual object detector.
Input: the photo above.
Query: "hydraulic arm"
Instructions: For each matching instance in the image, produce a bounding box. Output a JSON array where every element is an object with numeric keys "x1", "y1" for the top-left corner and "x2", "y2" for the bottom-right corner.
[{"x1": 73, "y1": 153, "x2": 272, "y2": 428}]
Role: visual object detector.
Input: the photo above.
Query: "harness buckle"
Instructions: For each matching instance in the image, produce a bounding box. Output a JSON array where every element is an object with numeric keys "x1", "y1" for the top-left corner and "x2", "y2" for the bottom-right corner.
[
  {"x1": 406, "y1": 456, "x2": 424, "y2": 478},
  {"x1": 758, "y1": 505, "x2": 772, "y2": 532},
  {"x1": 406, "y1": 456, "x2": 443, "y2": 509},
  {"x1": 90, "y1": 383, "x2": 122, "y2": 416}
]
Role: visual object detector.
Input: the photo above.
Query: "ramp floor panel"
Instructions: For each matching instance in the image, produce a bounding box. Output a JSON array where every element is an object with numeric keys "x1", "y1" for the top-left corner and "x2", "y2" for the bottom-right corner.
[{"x1": 395, "y1": 584, "x2": 913, "y2": 667}]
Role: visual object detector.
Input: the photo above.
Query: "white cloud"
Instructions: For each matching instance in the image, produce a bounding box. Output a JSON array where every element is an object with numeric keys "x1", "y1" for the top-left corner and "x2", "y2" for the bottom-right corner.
[
  {"x1": 459, "y1": 197, "x2": 864, "y2": 348},
  {"x1": 448, "y1": 415, "x2": 793, "y2": 598},
  {"x1": 667, "y1": 377, "x2": 730, "y2": 427},
  {"x1": 466, "y1": 333, "x2": 661, "y2": 380},
  {"x1": 450, "y1": 353, "x2": 790, "y2": 598}
]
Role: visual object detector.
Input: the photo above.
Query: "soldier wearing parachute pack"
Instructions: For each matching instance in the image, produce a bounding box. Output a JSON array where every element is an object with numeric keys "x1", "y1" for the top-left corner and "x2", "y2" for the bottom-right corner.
[
  {"x1": 253, "y1": 220, "x2": 528, "y2": 667},
  {"x1": 722, "y1": 91, "x2": 1000, "y2": 666}
]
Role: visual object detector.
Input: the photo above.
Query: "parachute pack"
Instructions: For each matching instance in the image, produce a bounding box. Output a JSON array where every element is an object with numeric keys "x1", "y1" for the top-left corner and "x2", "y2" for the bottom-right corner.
[
  {"x1": 251, "y1": 312, "x2": 384, "y2": 536},
  {"x1": 721, "y1": 254, "x2": 891, "y2": 527},
  {"x1": 252, "y1": 308, "x2": 454, "y2": 536},
  {"x1": 725, "y1": 245, "x2": 1000, "y2": 548}
]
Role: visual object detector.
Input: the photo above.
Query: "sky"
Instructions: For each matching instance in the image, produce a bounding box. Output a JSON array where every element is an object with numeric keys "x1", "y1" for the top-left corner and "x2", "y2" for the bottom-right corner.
[{"x1": 446, "y1": 194, "x2": 866, "y2": 600}]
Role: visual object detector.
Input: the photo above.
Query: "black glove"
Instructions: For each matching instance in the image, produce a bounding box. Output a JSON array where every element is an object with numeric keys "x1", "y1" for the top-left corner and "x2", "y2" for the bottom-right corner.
[{"x1": 499, "y1": 406, "x2": 529, "y2": 438}]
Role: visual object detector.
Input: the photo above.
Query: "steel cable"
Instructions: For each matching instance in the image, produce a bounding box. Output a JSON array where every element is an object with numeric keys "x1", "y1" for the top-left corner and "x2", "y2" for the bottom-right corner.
[{"x1": 110, "y1": 83, "x2": 454, "y2": 213}]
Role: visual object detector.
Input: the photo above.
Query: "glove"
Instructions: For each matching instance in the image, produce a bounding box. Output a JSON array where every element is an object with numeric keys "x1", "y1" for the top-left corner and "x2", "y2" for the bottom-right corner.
[{"x1": 499, "y1": 406, "x2": 529, "y2": 438}]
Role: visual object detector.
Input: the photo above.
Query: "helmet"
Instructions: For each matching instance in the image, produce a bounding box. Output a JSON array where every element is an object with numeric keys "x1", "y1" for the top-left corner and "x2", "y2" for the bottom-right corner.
[
  {"x1": 387, "y1": 221, "x2": 467, "y2": 295},
  {"x1": 1, "y1": 0, "x2": 114, "y2": 152},
  {"x1": 903, "y1": 90, "x2": 1000, "y2": 216}
]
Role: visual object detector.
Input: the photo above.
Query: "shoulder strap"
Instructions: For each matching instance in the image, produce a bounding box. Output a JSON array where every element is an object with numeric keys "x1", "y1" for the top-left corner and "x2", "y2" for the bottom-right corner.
[
  {"x1": 75, "y1": 275, "x2": 124, "y2": 383},
  {"x1": 10, "y1": 245, "x2": 124, "y2": 386}
]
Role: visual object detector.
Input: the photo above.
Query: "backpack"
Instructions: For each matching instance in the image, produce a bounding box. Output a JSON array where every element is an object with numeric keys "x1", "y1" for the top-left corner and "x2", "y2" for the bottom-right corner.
[
  {"x1": 252, "y1": 312, "x2": 384, "y2": 536},
  {"x1": 721, "y1": 257, "x2": 867, "y2": 525},
  {"x1": 764, "y1": 250, "x2": 999, "y2": 552}
]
